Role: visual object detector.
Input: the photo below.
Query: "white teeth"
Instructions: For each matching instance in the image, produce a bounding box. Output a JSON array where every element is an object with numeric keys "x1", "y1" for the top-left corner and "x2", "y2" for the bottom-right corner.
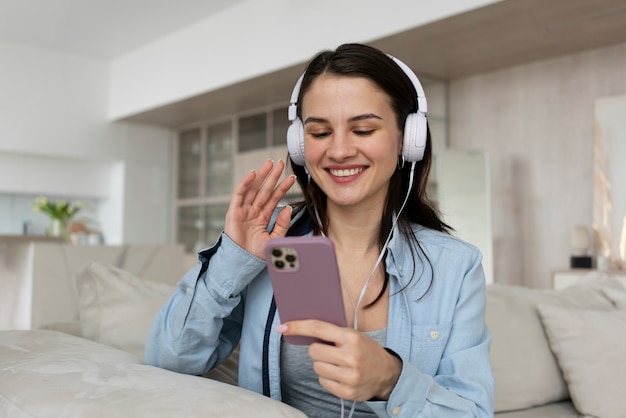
[{"x1": 329, "y1": 168, "x2": 363, "y2": 177}]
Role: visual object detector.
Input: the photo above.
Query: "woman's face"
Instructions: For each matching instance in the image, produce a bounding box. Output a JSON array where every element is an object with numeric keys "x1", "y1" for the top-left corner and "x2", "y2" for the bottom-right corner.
[{"x1": 301, "y1": 74, "x2": 402, "y2": 211}]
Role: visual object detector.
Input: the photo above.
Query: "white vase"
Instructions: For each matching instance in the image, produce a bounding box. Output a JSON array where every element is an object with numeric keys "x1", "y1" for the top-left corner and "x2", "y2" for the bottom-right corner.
[{"x1": 47, "y1": 218, "x2": 69, "y2": 241}]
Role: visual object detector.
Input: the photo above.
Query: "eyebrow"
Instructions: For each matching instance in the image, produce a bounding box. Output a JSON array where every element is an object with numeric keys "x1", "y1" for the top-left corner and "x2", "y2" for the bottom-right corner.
[{"x1": 303, "y1": 113, "x2": 383, "y2": 125}]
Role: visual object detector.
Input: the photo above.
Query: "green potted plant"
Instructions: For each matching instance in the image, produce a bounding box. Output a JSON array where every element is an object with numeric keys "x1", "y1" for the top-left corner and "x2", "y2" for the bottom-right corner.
[{"x1": 32, "y1": 196, "x2": 85, "y2": 241}]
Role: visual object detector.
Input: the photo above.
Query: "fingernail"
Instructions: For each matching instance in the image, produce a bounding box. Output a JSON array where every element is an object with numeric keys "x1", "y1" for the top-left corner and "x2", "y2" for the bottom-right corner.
[{"x1": 277, "y1": 324, "x2": 287, "y2": 333}]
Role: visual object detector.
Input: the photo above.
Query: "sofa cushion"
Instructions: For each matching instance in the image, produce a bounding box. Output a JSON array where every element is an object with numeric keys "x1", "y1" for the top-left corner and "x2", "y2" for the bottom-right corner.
[
  {"x1": 537, "y1": 304, "x2": 626, "y2": 418},
  {"x1": 75, "y1": 262, "x2": 240, "y2": 385},
  {"x1": 76, "y1": 262, "x2": 177, "y2": 361},
  {"x1": 493, "y1": 400, "x2": 578, "y2": 417},
  {"x1": 486, "y1": 281, "x2": 617, "y2": 412}
]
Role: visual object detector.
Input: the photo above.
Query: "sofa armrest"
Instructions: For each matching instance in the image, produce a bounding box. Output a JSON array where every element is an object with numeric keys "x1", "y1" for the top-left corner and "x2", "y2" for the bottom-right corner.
[
  {"x1": 38, "y1": 321, "x2": 82, "y2": 337},
  {"x1": 0, "y1": 330, "x2": 305, "y2": 418}
]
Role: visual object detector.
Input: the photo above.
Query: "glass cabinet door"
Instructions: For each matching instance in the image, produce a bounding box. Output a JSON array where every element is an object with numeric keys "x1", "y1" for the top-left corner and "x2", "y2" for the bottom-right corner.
[
  {"x1": 176, "y1": 205, "x2": 202, "y2": 253},
  {"x1": 238, "y1": 112, "x2": 267, "y2": 152},
  {"x1": 204, "y1": 203, "x2": 229, "y2": 247},
  {"x1": 206, "y1": 121, "x2": 233, "y2": 197},
  {"x1": 175, "y1": 106, "x2": 317, "y2": 255},
  {"x1": 178, "y1": 128, "x2": 201, "y2": 199},
  {"x1": 272, "y1": 107, "x2": 289, "y2": 147},
  {"x1": 176, "y1": 203, "x2": 229, "y2": 253}
]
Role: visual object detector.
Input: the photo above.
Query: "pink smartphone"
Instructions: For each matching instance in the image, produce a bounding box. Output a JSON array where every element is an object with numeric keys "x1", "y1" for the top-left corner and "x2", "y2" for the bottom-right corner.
[{"x1": 265, "y1": 236, "x2": 347, "y2": 345}]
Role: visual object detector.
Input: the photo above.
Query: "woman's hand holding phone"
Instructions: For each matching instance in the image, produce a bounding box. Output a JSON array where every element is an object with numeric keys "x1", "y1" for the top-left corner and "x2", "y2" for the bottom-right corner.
[
  {"x1": 278, "y1": 320, "x2": 402, "y2": 402},
  {"x1": 267, "y1": 236, "x2": 401, "y2": 400},
  {"x1": 224, "y1": 159, "x2": 295, "y2": 259}
]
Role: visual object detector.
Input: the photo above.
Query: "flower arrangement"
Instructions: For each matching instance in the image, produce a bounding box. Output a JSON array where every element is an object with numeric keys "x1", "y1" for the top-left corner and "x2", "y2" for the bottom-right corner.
[
  {"x1": 32, "y1": 196, "x2": 87, "y2": 240},
  {"x1": 32, "y1": 196, "x2": 84, "y2": 221}
]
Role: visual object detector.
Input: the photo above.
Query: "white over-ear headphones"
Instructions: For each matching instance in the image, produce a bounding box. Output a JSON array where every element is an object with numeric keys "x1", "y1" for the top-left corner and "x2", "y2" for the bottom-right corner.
[{"x1": 286, "y1": 54, "x2": 428, "y2": 166}]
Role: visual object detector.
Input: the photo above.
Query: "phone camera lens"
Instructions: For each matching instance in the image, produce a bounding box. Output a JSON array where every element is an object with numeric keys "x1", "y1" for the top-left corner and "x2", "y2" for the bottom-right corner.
[
  {"x1": 285, "y1": 254, "x2": 296, "y2": 263},
  {"x1": 272, "y1": 249, "x2": 283, "y2": 257},
  {"x1": 274, "y1": 260, "x2": 285, "y2": 269}
]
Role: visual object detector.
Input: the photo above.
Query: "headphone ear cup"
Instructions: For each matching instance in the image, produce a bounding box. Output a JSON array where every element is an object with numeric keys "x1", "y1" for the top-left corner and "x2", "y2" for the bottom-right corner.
[
  {"x1": 402, "y1": 112, "x2": 427, "y2": 162},
  {"x1": 287, "y1": 117, "x2": 306, "y2": 166}
]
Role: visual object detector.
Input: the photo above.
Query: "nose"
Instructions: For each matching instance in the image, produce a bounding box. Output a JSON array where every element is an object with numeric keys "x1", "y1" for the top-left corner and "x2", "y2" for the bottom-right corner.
[{"x1": 326, "y1": 131, "x2": 356, "y2": 161}]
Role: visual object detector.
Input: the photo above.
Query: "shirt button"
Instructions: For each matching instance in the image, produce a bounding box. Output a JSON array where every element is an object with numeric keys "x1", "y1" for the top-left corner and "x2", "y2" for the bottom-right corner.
[
  {"x1": 186, "y1": 286, "x2": 192, "y2": 296},
  {"x1": 430, "y1": 330, "x2": 439, "y2": 340},
  {"x1": 392, "y1": 405, "x2": 402, "y2": 415}
]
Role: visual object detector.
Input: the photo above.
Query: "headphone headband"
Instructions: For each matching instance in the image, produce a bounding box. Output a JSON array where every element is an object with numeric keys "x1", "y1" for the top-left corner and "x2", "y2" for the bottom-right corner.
[
  {"x1": 288, "y1": 73, "x2": 304, "y2": 122},
  {"x1": 386, "y1": 54, "x2": 427, "y2": 115}
]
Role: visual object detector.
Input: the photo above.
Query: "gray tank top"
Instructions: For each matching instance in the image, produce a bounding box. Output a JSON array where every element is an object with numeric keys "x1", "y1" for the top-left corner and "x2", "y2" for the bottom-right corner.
[{"x1": 280, "y1": 328, "x2": 387, "y2": 418}]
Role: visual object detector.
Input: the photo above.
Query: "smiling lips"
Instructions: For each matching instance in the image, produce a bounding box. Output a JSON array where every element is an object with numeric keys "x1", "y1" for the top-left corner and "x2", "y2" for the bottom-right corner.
[{"x1": 328, "y1": 167, "x2": 365, "y2": 177}]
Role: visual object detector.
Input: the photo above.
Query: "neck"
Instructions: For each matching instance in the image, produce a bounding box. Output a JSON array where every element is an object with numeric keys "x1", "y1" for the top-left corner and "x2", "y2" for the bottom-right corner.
[{"x1": 324, "y1": 202, "x2": 382, "y2": 254}]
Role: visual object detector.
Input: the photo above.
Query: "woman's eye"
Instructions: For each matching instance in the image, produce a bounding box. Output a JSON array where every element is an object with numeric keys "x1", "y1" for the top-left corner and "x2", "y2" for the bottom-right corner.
[
  {"x1": 354, "y1": 129, "x2": 375, "y2": 136},
  {"x1": 310, "y1": 131, "x2": 330, "y2": 139}
]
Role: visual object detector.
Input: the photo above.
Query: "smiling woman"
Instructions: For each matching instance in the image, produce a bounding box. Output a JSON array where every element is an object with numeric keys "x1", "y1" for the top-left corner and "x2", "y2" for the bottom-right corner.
[{"x1": 145, "y1": 43, "x2": 493, "y2": 418}]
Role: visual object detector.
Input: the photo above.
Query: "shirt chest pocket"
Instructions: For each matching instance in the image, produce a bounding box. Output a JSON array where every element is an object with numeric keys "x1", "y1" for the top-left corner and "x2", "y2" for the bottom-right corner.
[{"x1": 409, "y1": 324, "x2": 451, "y2": 375}]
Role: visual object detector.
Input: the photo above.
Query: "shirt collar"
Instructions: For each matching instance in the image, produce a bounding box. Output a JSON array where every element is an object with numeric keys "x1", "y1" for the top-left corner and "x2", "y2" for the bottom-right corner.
[{"x1": 385, "y1": 224, "x2": 416, "y2": 287}]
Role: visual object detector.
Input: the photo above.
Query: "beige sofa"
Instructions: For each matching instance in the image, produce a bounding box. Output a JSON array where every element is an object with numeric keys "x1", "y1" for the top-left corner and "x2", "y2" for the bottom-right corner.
[
  {"x1": 1, "y1": 261, "x2": 625, "y2": 417},
  {"x1": 0, "y1": 262, "x2": 305, "y2": 418},
  {"x1": 488, "y1": 275, "x2": 626, "y2": 417}
]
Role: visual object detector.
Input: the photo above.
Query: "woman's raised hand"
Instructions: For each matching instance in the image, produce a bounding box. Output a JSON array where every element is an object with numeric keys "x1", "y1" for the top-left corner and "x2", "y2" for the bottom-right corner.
[{"x1": 224, "y1": 159, "x2": 296, "y2": 259}]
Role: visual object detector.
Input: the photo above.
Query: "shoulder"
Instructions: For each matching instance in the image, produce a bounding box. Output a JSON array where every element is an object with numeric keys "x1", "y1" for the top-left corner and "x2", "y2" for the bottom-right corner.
[
  {"x1": 401, "y1": 225, "x2": 485, "y2": 296},
  {"x1": 401, "y1": 225, "x2": 488, "y2": 314},
  {"x1": 410, "y1": 224, "x2": 482, "y2": 263}
]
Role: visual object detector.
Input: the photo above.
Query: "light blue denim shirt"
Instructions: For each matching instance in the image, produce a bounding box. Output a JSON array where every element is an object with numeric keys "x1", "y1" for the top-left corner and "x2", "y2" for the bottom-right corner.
[{"x1": 145, "y1": 217, "x2": 494, "y2": 417}]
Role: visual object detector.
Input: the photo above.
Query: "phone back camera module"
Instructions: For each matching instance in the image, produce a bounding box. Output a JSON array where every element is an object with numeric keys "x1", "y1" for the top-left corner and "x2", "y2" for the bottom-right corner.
[{"x1": 269, "y1": 246, "x2": 300, "y2": 271}]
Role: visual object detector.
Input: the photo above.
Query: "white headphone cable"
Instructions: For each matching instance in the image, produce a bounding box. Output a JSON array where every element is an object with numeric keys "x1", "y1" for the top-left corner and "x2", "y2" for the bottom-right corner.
[{"x1": 353, "y1": 161, "x2": 415, "y2": 329}]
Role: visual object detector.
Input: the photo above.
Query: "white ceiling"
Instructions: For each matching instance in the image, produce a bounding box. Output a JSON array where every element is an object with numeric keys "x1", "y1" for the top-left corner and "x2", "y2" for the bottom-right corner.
[
  {"x1": 118, "y1": 0, "x2": 626, "y2": 127},
  {"x1": 3, "y1": 0, "x2": 626, "y2": 127},
  {"x1": 0, "y1": 0, "x2": 246, "y2": 59}
]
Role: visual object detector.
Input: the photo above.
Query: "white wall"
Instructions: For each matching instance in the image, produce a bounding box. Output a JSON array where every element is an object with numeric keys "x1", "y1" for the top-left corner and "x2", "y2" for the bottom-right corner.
[
  {"x1": 0, "y1": 40, "x2": 174, "y2": 244},
  {"x1": 0, "y1": 40, "x2": 122, "y2": 159},
  {"x1": 108, "y1": 0, "x2": 502, "y2": 120},
  {"x1": 436, "y1": 150, "x2": 493, "y2": 284},
  {"x1": 117, "y1": 123, "x2": 174, "y2": 245},
  {"x1": 448, "y1": 41, "x2": 626, "y2": 287},
  {"x1": 0, "y1": 152, "x2": 113, "y2": 198}
]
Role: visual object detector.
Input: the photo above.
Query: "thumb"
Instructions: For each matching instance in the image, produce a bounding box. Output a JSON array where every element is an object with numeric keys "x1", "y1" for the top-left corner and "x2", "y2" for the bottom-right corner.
[{"x1": 270, "y1": 205, "x2": 293, "y2": 238}]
